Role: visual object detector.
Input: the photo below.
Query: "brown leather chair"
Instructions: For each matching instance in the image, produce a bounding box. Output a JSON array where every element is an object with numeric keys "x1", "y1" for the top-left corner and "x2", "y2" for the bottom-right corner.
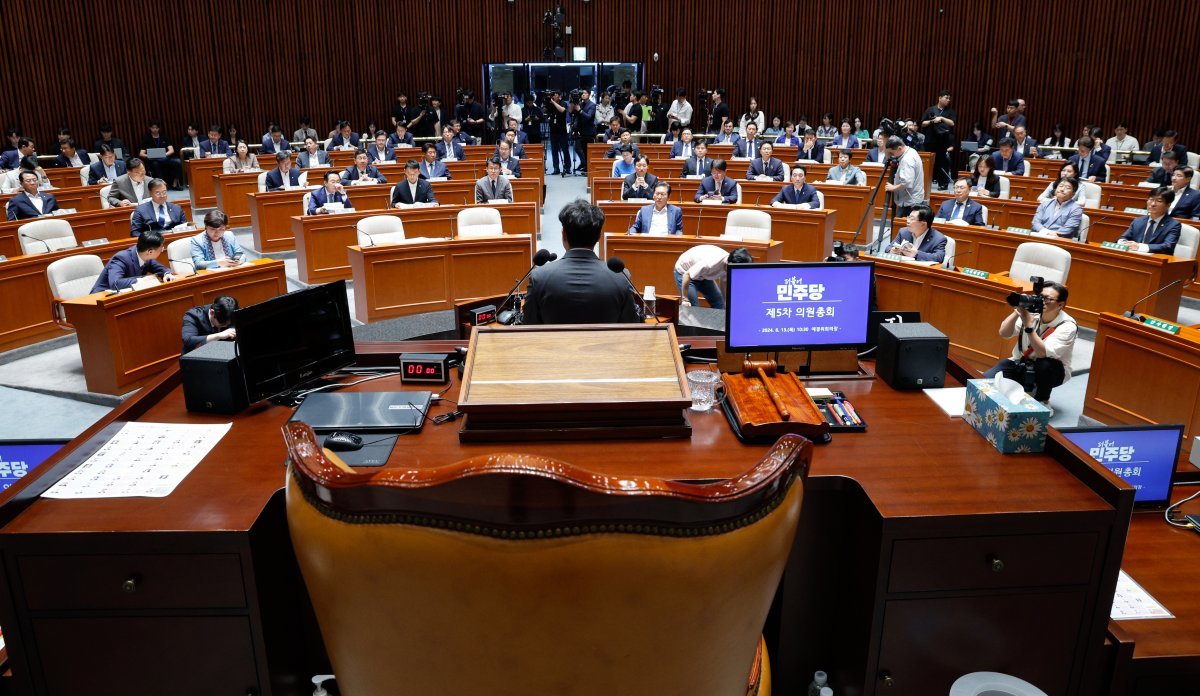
[{"x1": 283, "y1": 422, "x2": 811, "y2": 696}]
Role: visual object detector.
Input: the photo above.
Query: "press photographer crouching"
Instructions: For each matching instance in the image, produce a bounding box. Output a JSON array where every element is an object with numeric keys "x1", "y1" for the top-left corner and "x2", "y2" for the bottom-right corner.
[{"x1": 983, "y1": 279, "x2": 1077, "y2": 409}]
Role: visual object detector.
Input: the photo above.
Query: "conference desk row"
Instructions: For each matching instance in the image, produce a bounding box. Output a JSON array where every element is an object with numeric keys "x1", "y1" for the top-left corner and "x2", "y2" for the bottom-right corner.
[
  {"x1": 959, "y1": 172, "x2": 1170, "y2": 213},
  {"x1": 0, "y1": 202, "x2": 195, "y2": 260},
  {"x1": 0, "y1": 185, "x2": 105, "y2": 215}
]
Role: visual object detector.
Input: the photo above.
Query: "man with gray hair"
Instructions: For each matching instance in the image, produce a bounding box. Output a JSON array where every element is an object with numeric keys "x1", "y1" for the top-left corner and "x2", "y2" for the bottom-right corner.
[{"x1": 884, "y1": 135, "x2": 925, "y2": 218}]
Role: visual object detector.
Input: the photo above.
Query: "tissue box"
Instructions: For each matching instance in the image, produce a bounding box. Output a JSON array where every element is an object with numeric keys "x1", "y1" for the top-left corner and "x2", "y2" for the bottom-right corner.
[{"x1": 963, "y1": 379, "x2": 1051, "y2": 453}]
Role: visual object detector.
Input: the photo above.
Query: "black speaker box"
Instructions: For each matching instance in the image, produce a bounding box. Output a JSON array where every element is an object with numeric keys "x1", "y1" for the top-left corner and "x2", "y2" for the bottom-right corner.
[
  {"x1": 876, "y1": 322, "x2": 948, "y2": 390},
  {"x1": 181, "y1": 340, "x2": 248, "y2": 413}
]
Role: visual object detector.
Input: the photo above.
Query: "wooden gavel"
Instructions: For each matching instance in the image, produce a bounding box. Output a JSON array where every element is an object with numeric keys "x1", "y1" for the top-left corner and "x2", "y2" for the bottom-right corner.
[{"x1": 743, "y1": 360, "x2": 790, "y2": 421}]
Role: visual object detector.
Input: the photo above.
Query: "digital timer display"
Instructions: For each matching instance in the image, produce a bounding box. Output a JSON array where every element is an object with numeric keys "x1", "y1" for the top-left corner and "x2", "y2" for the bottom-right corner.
[
  {"x1": 399, "y1": 353, "x2": 451, "y2": 384},
  {"x1": 470, "y1": 304, "x2": 498, "y2": 326}
]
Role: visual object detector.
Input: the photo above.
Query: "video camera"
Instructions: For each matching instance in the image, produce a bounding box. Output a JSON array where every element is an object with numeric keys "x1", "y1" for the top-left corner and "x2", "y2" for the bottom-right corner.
[
  {"x1": 649, "y1": 84, "x2": 665, "y2": 100},
  {"x1": 1006, "y1": 276, "x2": 1046, "y2": 314},
  {"x1": 877, "y1": 118, "x2": 906, "y2": 137},
  {"x1": 696, "y1": 88, "x2": 715, "y2": 102},
  {"x1": 417, "y1": 92, "x2": 432, "y2": 107},
  {"x1": 568, "y1": 88, "x2": 584, "y2": 105},
  {"x1": 455, "y1": 88, "x2": 472, "y2": 104}
]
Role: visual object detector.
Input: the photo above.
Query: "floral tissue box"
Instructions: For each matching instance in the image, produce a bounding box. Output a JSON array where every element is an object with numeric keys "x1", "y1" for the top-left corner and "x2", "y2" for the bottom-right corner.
[{"x1": 963, "y1": 378, "x2": 1051, "y2": 453}]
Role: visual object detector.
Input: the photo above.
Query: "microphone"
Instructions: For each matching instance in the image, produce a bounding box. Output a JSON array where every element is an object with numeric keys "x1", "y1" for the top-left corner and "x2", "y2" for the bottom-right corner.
[
  {"x1": 359, "y1": 228, "x2": 376, "y2": 247},
  {"x1": 626, "y1": 212, "x2": 637, "y2": 235},
  {"x1": 497, "y1": 248, "x2": 555, "y2": 325},
  {"x1": 448, "y1": 212, "x2": 457, "y2": 239},
  {"x1": 607, "y1": 256, "x2": 655, "y2": 321},
  {"x1": 19, "y1": 233, "x2": 51, "y2": 254},
  {"x1": 171, "y1": 258, "x2": 197, "y2": 276},
  {"x1": 947, "y1": 248, "x2": 974, "y2": 268},
  {"x1": 695, "y1": 196, "x2": 706, "y2": 237},
  {"x1": 1123, "y1": 278, "x2": 1185, "y2": 322}
]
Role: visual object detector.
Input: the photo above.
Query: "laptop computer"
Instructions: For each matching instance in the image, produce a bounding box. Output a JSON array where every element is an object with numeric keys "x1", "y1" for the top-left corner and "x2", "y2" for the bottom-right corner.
[
  {"x1": 146, "y1": 147, "x2": 167, "y2": 160},
  {"x1": 290, "y1": 391, "x2": 433, "y2": 433},
  {"x1": 960, "y1": 140, "x2": 979, "y2": 153},
  {"x1": 1057, "y1": 424, "x2": 1184, "y2": 510}
]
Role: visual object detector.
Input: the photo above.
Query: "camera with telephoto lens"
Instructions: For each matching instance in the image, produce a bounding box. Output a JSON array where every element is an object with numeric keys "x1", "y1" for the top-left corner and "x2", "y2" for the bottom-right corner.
[
  {"x1": 696, "y1": 88, "x2": 714, "y2": 103},
  {"x1": 877, "y1": 118, "x2": 906, "y2": 137},
  {"x1": 492, "y1": 93, "x2": 506, "y2": 108},
  {"x1": 1006, "y1": 277, "x2": 1046, "y2": 314},
  {"x1": 568, "y1": 89, "x2": 584, "y2": 104},
  {"x1": 417, "y1": 92, "x2": 431, "y2": 107}
]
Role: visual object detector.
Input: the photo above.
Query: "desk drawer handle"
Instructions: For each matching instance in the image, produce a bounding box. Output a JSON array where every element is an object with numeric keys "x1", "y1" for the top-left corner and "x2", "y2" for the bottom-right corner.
[
  {"x1": 121, "y1": 574, "x2": 141, "y2": 593},
  {"x1": 988, "y1": 555, "x2": 1005, "y2": 572},
  {"x1": 879, "y1": 671, "x2": 895, "y2": 687}
]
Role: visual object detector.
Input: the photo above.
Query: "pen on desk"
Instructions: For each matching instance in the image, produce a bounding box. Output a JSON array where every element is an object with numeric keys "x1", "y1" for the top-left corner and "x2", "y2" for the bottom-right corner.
[
  {"x1": 840, "y1": 399, "x2": 863, "y2": 425},
  {"x1": 823, "y1": 402, "x2": 844, "y2": 426},
  {"x1": 832, "y1": 401, "x2": 855, "y2": 426}
]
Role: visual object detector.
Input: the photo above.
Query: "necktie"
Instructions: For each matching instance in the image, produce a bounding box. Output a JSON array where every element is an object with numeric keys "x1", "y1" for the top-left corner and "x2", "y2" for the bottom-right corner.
[
  {"x1": 158, "y1": 205, "x2": 166, "y2": 226},
  {"x1": 1144, "y1": 219, "x2": 1156, "y2": 243},
  {"x1": 1080, "y1": 159, "x2": 1088, "y2": 178},
  {"x1": 952, "y1": 203, "x2": 961, "y2": 220},
  {"x1": 492, "y1": 180, "x2": 497, "y2": 199}
]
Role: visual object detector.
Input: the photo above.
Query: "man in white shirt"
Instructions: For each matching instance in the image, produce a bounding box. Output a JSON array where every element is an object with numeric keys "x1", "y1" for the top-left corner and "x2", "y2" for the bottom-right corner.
[
  {"x1": 106, "y1": 158, "x2": 150, "y2": 207},
  {"x1": 628, "y1": 182, "x2": 683, "y2": 235},
  {"x1": 666, "y1": 89, "x2": 693, "y2": 130},
  {"x1": 674, "y1": 244, "x2": 752, "y2": 308},
  {"x1": 884, "y1": 136, "x2": 926, "y2": 217},
  {"x1": 985, "y1": 281, "x2": 1076, "y2": 406},
  {"x1": 1105, "y1": 122, "x2": 1141, "y2": 162}
]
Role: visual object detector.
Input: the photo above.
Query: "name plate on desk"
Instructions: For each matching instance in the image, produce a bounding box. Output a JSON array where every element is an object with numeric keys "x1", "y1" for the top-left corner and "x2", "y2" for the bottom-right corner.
[
  {"x1": 1124, "y1": 207, "x2": 1148, "y2": 215},
  {"x1": 81, "y1": 238, "x2": 110, "y2": 247},
  {"x1": 1144, "y1": 317, "x2": 1182, "y2": 335},
  {"x1": 0, "y1": 255, "x2": 7, "y2": 263},
  {"x1": 960, "y1": 267, "x2": 990, "y2": 278},
  {"x1": 1100, "y1": 241, "x2": 1124, "y2": 250},
  {"x1": 1006, "y1": 226, "x2": 1032, "y2": 235},
  {"x1": 875, "y1": 252, "x2": 906, "y2": 262}
]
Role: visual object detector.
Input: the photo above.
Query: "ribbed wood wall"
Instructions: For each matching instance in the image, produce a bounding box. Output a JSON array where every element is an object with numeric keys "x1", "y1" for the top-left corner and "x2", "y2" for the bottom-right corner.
[{"x1": 0, "y1": 0, "x2": 1196, "y2": 150}]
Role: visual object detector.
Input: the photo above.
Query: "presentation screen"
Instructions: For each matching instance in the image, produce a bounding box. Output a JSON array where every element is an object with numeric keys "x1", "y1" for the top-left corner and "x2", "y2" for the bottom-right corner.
[
  {"x1": 725, "y1": 262, "x2": 873, "y2": 352},
  {"x1": 1058, "y1": 425, "x2": 1183, "y2": 508},
  {"x1": 0, "y1": 440, "x2": 68, "y2": 490}
]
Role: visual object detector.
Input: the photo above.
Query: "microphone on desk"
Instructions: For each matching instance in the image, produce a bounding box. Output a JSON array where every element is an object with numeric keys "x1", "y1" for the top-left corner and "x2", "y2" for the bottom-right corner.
[
  {"x1": 607, "y1": 256, "x2": 658, "y2": 322},
  {"x1": 1123, "y1": 278, "x2": 1185, "y2": 322},
  {"x1": 447, "y1": 211, "x2": 457, "y2": 239},
  {"x1": 947, "y1": 248, "x2": 974, "y2": 268},
  {"x1": 496, "y1": 248, "x2": 555, "y2": 325},
  {"x1": 694, "y1": 197, "x2": 706, "y2": 237},
  {"x1": 19, "y1": 233, "x2": 51, "y2": 254}
]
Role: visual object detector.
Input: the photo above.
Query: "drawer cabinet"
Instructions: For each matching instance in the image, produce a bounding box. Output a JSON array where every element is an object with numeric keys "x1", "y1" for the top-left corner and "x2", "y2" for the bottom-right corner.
[
  {"x1": 888, "y1": 533, "x2": 1098, "y2": 593},
  {"x1": 20, "y1": 553, "x2": 247, "y2": 610}
]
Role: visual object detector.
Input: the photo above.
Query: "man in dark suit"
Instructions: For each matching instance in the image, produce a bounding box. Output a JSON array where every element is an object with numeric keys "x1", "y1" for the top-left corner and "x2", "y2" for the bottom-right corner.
[
  {"x1": 474, "y1": 158, "x2": 513, "y2": 203},
  {"x1": 386, "y1": 122, "x2": 416, "y2": 151},
  {"x1": 1068, "y1": 137, "x2": 1107, "y2": 182},
  {"x1": 327, "y1": 121, "x2": 361, "y2": 151},
  {"x1": 604, "y1": 130, "x2": 640, "y2": 160},
  {"x1": 88, "y1": 145, "x2": 126, "y2": 184},
  {"x1": 694, "y1": 159, "x2": 738, "y2": 203},
  {"x1": 522, "y1": 199, "x2": 640, "y2": 324},
  {"x1": 298, "y1": 137, "x2": 331, "y2": 169},
  {"x1": 747, "y1": 143, "x2": 785, "y2": 181},
  {"x1": 1169, "y1": 167, "x2": 1200, "y2": 220},
  {"x1": 197, "y1": 125, "x2": 230, "y2": 158},
  {"x1": 436, "y1": 127, "x2": 465, "y2": 161},
  {"x1": 621, "y1": 156, "x2": 659, "y2": 200},
  {"x1": 771, "y1": 166, "x2": 820, "y2": 208},
  {"x1": 1147, "y1": 151, "x2": 1180, "y2": 186},
  {"x1": 492, "y1": 129, "x2": 526, "y2": 159},
  {"x1": 90, "y1": 230, "x2": 177, "y2": 293},
  {"x1": 670, "y1": 129, "x2": 698, "y2": 159},
  {"x1": 55, "y1": 140, "x2": 91, "y2": 168},
  {"x1": 936, "y1": 179, "x2": 987, "y2": 226},
  {"x1": 307, "y1": 171, "x2": 353, "y2": 215},
  {"x1": 391, "y1": 161, "x2": 438, "y2": 207},
  {"x1": 495, "y1": 141, "x2": 522, "y2": 178},
  {"x1": 734, "y1": 123, "x2": 765, "y2": 160},
  {"x1": 712, "y1": 119, "x2": 740, "y2": 146},
  {"x1": 1148, "y1": 130, "x2": 1188, "y2": 165},
  {"x1": 418, "y1": 143, "x2": 450, "y2": 180},
  {"x1": 866, "y1": 133, "x2": 889, "y2": 164},
  {"x1": 628, "y1": 183, "x2": 684, "y2": 235},
  {"x1": 797, "y1": 128, "x2": 824, "y2": 162},
  {"x1": 991, "y1": 138, "x2": 1025, "y2": 175},
  {"x1": 130, "y1": 179, "x2": 188, "y2": 236},
  {"x1": 572, "y1": 89, "x2": 597, "y2": 173},
  {"x1": 886, "y1": 204, "x2": 948, "y2": 263},
  {"x1": 182, "y1": 296, "x2": 239, "y2": 353},
  {"x1": 342, "y1": 151, "x2": 387, "y2": 185},
  {"x1": 0, "y1": 138, "x2": 35, "y2": 171},
  {"x1": 680, "y1": 142, "x2": 713, "y2": 178},
  {"x1": 6, "y1": 171, "x2": 58, "y2": 220},
  {"x1": 265, "y1": 152, "x2": 302, "y2": 191},
  {"x1": 1117, "y1": 187, "x2": 1181, "y2": 255},
  {"x1": 261, "y1": 125, "x2": 291, "y2": 155}
]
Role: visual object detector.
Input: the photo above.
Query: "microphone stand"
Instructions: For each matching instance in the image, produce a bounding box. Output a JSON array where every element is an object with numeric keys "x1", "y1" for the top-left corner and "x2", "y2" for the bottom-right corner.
[
  {"x1": 1124, "y1": 278, "x2": 1185, "y2": 322},
  {"x1": 19, "y1": 233, "x2": 52, "y2": 254}
]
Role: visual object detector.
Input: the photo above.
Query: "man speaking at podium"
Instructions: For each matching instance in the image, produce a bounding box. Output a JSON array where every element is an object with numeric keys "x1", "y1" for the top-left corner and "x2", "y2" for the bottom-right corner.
[{"x1": 522, "y1": 200, "x2": 640, "y2": 325}]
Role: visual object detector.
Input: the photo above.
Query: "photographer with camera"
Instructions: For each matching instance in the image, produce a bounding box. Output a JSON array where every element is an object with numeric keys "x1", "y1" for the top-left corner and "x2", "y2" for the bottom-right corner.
[
  {"x1": 884, "y1": 134, "x2": 926, "y2": 217},
  {"x1": 454, "y1": 90, "x2": 487, "y2": 144},
  {"x1": 571, "y1": 89, "x2": 597, "y2": 173},
  {"x1": 521, "y1": 95, "x2": 544, "y2": 144},
  {"x1": 546, "y1": 90, "x2": 571, "y2": 176},
  {"x1": 984, "y1": 281, "x2": 1076, "y2": 409}
]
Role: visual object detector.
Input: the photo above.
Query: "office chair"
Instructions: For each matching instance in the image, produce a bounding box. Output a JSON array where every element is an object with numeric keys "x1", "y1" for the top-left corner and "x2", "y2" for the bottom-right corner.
[
  {"x1": 78, "y1": 165, "x2": 90, "y2": 186},
  {"x1": 99, "y1": 185, "x2": 113, "y2": 209},
  {"x1": 1008, "y1": 242, "x2": 1072, "y2": 284},
  {"x1": 723, "y1": 209, "x2": 772, "y2": 241},
  {"x1": 457, "y1": 207, "x2": 504, "y2": 237},
  {"x1": 942, "y1": 235, "x2": 957, "y2": 269},
  {"x1": 18, "y1": 219, "x2": 76, "y2": 255},
  {"x1": 166, "y1": 239, "x2": 194, "y2": 275},
  {"x1": 283, "y1": 421, "x2": 811, "y2": 696},
  {"x1": 356, "y1": 215, "x2": 405, "y2": 246},
  {"x1": 46, "y1": 254, "x2": 103, "y2": 327},
  {"x1": 1175, "y1": 223, "x2": 1199, "y2": 260}
]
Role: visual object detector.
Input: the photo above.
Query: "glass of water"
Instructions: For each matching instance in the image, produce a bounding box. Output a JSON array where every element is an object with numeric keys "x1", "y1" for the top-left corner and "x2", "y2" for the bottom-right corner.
[{"x1": 686, "y1": 369, "x2": 721, "y2": 412}]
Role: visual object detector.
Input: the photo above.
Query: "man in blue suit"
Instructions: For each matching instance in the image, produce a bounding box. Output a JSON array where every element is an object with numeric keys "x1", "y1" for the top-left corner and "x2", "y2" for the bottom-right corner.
[
  {"x1": 418, "y1": 144, "x2": 450, "y2": 180},
  {"x1": 55, "y1": 140, "x2": 91, "y2": 168},
  {"x1": 680, "y1": 142, "x2": 713, "y2": 178},
  {"x1": 0, "y1": 138, "x2": 35, "y2": 171},
  {"x1": 670, "y1": 129, "x2": 698, "y2": 159},
  {"x1": 260, "y1": 125, "x2": 290, "y2": 155},
  {"x1": 495, "y1": 141, "x2": 522, "y2": 178},
  {"x1": 386, "y1": 122, "x2": 415, "y2": 150},
  {"x1": 747, "y1": 143, "x2": 786, "y2": 181},
  {"x1": 391, "y1": 161, "x2": 438, "y2": 207},
  {"x1": 342, "y1": 151, "x2": 387, "y2": 185},
  {"x1": 1030, "y1": 179, "x2": 1083, "y2": 239},
  {"x1": 936, "y1": 179, "x2": 987, "y2": 227},
  {"x1": 1068, "y1": 137, "x2": 1107, "y2": 183},
  {"x1": 367, "y1": 132, "x2": 397, "y2": 164},
  {"x1": 712, "y1": 120, "x2": 740, "y2": 146},
  {"x1": 327, "y1": 121, "x2": 361, "y2": 151},
  {"x1": 1117, "y1": 188, "x2": 1181, "y2": 255},
  {"x1": 694, "y1": 159, "x2": 738, "y2": 203},
  {"x1": 436, "y1": 127, "x2": 464, "y2": 161},
  {"x1": 264, "y1": 152, "x2": 302, "y2": 191},
  {"x1": 1169, "y1": 167, "x2": 1200, "y2": 220},
  {"x1": 991, "y1": 138, "x2": 1025, "y2": 175},
  {"x1": 734, "y1": 123, "x2": 763, "y2": 159},
  {"x1": 88, "y1": 145, "x2": 127, "y2": 184},
  {"x1": 130, "y1": 180, "x2": 188, "y2": 236},
  {"x1": 628, "y1": 183, "x2": 684, "y2": 235},
  {"x1": 797, "y1": 128, "x2": 824, "y2": 162},
  {"x1": 771, "y1": 166, "x2": 820, "y2": 208},
  {"x1": 887, "y1": 204, "x2": 947, "y2": 263},
  {"x1": 493, "y1": 129, "x2": 526, "y2": 159},
  {"x1": 91, "y1": 230, "x2": 177, "y2": 293},
  {"x1": 6, "y1": 171, "x2": 59, "y2": 220},
  {"x1": 307, "y1": 171, "x2": 353, "y2": 215},
  {"x1": 197, "y1": 125, "x2": 230, "y2": 158}
]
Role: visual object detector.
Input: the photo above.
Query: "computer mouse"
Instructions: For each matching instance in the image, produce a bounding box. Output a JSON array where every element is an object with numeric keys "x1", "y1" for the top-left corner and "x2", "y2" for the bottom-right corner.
[{"x1": 323, "y1": 431, "x2": 364, "y2": 452}]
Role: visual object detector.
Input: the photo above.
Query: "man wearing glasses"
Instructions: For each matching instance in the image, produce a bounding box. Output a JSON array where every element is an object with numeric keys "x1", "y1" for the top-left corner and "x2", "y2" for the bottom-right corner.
[{"x1": 984, "y1": 282, "x2": 1077, "y2": 411}]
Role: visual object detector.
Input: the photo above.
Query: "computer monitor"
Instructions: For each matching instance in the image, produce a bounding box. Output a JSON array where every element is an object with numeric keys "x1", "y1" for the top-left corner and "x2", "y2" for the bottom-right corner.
[
  {"x1": 724, "y1": 261, "x2": 874, "y2": 352},
  {"x1": 0, "y1": 439, "x2": 69, "y2": 491},
  {"x1": 233, "y1": 280, "x2": 356, "y2": 403},
  {"x1": 1058, "y1": 424, "x2": 1184, "y2": 509}
]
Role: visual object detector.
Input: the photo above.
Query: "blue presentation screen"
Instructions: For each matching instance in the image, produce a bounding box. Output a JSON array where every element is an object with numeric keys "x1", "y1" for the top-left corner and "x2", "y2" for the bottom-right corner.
[
  {"x1": 725, "y1": 262, "x2": 873, "y2": 351},
  {"x1": 1059, "y1": 426, "x2": 1183, "y2": 507},
  {"x1": 0, "y1": 442, "x2": 65, "y2": 490}
]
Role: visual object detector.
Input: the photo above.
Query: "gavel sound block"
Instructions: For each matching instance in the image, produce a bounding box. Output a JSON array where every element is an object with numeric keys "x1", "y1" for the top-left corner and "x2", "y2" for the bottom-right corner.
[{"x1": 720, "y1": 360, "x2": 831, "y2": 441}]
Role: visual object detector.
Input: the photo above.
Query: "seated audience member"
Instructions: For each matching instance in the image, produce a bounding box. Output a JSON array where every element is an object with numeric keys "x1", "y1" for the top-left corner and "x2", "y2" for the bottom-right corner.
[
  {"x1": 1043, "y1": 122, "x2": 1070, "y2": 150},
  {"x1": 343, "y1": 150, "x2": 387, "y2": 185},
  {"x1": 88, "y1": 145, "x2": 126, "y2": 184},
  {"x1": 1031, "y1": 178, "x2": 1084, "y2": 239},
  {"x1": 831, "y1": 119, "x2": 860, "y2": 149},
  {"x1": 601, "y1": 118, "x2": 625, "y2": 144},
  {"x1": 90, "y1": 230, "x2": 176, "y2": 293},
  {"x1": 694, "y1": 159, "x2": 738, "y2": 204},
  {"x1": 495, "y1": 141, "x2": 522, "y2": 178},
  {"x1": 734, "y1": 123, "x2": 763, "y2": 159},
  {"x1": 628, "y1": 182, "x2": 683, "y2": 235},
  {"x1": 436, "y1": 127, "x2": 464, "y2": 161},
  {"x1": 886, "y1": 204, "x2": 947, "y2": 263},
  {"x1": 107, "y1": 158, "x2": 151, "y2": 207},
  {"x1": 775, "y1": 121, "x2": 801, "y2": 147},
  {"x1": 391, "y1": 160, "x2": 438, "y2": 207},
  {"x1": 6, "y1": 170, "x2": 58, "y2": 220},
  {"x1": 227, "y1": 124, "x2": 245, "y2": 148},
  {"x1": 1149, "y1": 130, "x2": 1187, "y2": 165},
  {"x1": 2, "y1": 155, "x2": 50, "y2": 193},
  {"x1": 747, "y1": 143, "x2": 785, "y2": 181},
  {"x1": 605, "y1": 130, "x2": 641, "y2": 159},
  {"x1": 1168, "y1": 167, "x2": 1200, "y2": 220},
  {"x1": 674, "y1": 245, "x2": 752, "y2": 308},
  {"x1": 1147, "y1": 151, "x2": 1180, "y2": 186},
  {"x1": 368, "y1": 131, "x2": 396, "y2": 164},
  {"x1": 1116, "y1": 187, "x2": 1181, "y2": 255},
  {"x1": 1088, "y1": 127, "x2": 1111, "y2": 161},
  {"x1": 180, "y1": 123, "x2": 202, "y2": 158},
  {"x1": 969, "y1": 155, "x2": 1002, "y2": 198},
  {"x1": 307, "y1": 171, "x2": 352, "y2": 215},
  {"x1": 265, "y1": 151, "x2": 301, "y2": 191},
  {"x1": 189, "y1": 210, "x2": 244, "y2": 270},
  {"x1": 621, "y1": 156, "x2": 659, "y2": 200},
  {"x1": 983, "y1": 281, "x2": 1076, "y2": 407},
  {"x1": 386, "y1": 122, "x2": 414, "y2": 151},
  {"x1": 298, "y1": 137, "x2": 330, "y2": 168},
  {"x1": 418, "y1": 143, "x2": 450, "y2": 180},
  {"x1": 827, "y1": 149, "x2": 864, "y2": 185},
  {"x1": 866, "y1": 133, "x2": 889, "y2": 163},
  {"x1": 197, "y1": 125, "x2": 230, "y2": 158},
  {"x1": 0, "y1": 137, "x2": 35, "y2": 171},
  {"x1": 991, "y1": 138, "x2": 1025, "y2": 175},
  {"x1": 449, "y1": 119, "x2": 474, "y2": 145},
  {"x1": 55, "y1": 139, "x2": 91, "y2": 168},
  {"x1": 475, "y1": 157, "x2": 513, "y2": 203},
  {"x1": 522, "y1": 200, "x2": 640, "y2": 324},
  {"x1": 969, "y1": 121, "x2": 995, "y2": 153},
  {"x1": 93, "y1": 123, "x2": 126, "y2": 158},
  {"x1": 936, "y1": 179, "x2": 987, "y2": 226},
  {"x1": 507, "y1": 118, "x2": 529, "y2": 145},
  {"x1": 772, "y1": 166, "x2": 820, "y2": 208},
  {"x1": 680, "y1": 141, "x2": 713, "y2": 178},
  {"x1": 1036, "y1": 161, "x2": 1087, "y2": 204},
  {"x1": 611, "y1": 146, "x2": 636, "y2": 178},
  {"x1": 1068, "y1": 136, "x2": 1107, "y2": 183},
  {"x1": 797, "y1": 128, "x2": 825, "y2": 162},
  {"x1": 182, "y1": 295, "x2": 239, "y2": 353},
  {"x1": 670, "y1": 128, "x2": 697, "y2": 159},
  {"x1": 293, "y1": 117, "x2": 318, "y2": 144},
  {"x1": 327, "y1": 121, "x2": 361, "y2": 151},
  {"x1": 493, "y1": 129, "x2": 526, "y2": 159},
  {"x1": 763, "y1": 115, "x2": 783, "y2": 138},
  {"x1": 222, "y1": 142, "x2": 259, "y2": 173},
  {"x1": 260, "y1": 125, "x2": 290, "y2": 155},
  {"x1": 1105, "y1": 122, "x2": 1140, "y2": 161},
  {"x1": 1011, "y1": 125, "x2": 1038, "y2": 158},
  {"x1": 130, "y1": 179, "x2": 188, "y2": 235},
  {"x1": 712, "y1": 119, "x2": 741, "y2": 146},
  {"x1": 815, "y1": 112, "x2": 837, "y2": 138}
]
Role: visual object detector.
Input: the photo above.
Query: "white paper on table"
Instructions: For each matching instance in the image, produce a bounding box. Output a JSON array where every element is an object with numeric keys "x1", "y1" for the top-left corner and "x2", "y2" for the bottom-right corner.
[
  {"x1": 1111, "y1": 569, "x2": 1174, "y2": 620},
  {"x1": 923, "y1": 387, "x2": 967, "y2": 417},
  {"x1": 42, "y1": 422, "x2": 232, "y2": 499}
]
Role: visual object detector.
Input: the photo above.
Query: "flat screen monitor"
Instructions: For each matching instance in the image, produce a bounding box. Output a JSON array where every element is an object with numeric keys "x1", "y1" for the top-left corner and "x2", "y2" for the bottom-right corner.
[
  {"x1": 1058, "y1": 424, "x2": 1184, "y2": 509},
  {"x1": 234, "y1": 280, "x2": 356, "y2": 403},
  {"x1": 725, "y1": 261, "x2": 873, "y2": 352},
  {"x1": 0, "y1": 439, "x2": 69, "y2": 491}
]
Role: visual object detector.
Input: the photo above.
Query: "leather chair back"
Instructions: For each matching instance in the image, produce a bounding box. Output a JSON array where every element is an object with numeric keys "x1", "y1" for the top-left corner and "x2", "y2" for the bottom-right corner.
[
  {"x1": 1011, "y1": 241, "x2": 1072, "y2": 284},
  {"x1": 356, "y1": 215, "x2": 405, "y2": 246},
  {"x1": 166, "y1": 238, "x2": 194, "y2": 275},
  {"x1": 724, "y1": 209, "x2": 772, "y2": 241},
  {"x1": 46, "y1": 254, "x2": 103, "y2": 299},
  {"x1": 1175, "y1": 223, "x2": 1199, "y2": 260},
  {"x1": 457, "y1": 206, "x2": 504, "y2": 237},
  {"x1": 19, "y1": 219, "x2": 77, "y2": 255}
]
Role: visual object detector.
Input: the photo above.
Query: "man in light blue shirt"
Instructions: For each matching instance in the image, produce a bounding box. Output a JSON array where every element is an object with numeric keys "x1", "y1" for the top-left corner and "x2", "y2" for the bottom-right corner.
[{"x1": 1031, "y1": 179, "x2": 1083, "y2": 239}]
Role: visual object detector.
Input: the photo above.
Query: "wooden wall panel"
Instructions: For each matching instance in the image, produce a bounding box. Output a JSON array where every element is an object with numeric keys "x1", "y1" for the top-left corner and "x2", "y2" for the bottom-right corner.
[{"x1": 0, "y1": 0, "x2": 1196, "y2": 154}]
